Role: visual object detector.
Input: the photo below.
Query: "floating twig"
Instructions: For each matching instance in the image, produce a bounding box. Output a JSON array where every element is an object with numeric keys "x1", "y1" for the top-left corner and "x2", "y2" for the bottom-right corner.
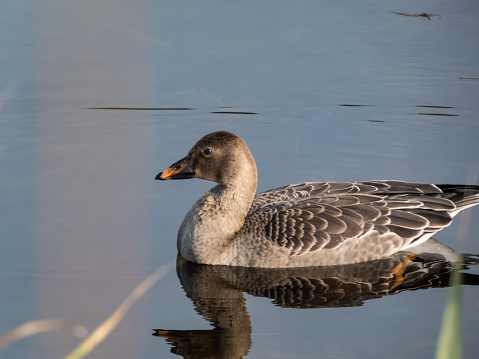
[{"x1": 392, "y1": 12, "x2": 439, "y2": 20}]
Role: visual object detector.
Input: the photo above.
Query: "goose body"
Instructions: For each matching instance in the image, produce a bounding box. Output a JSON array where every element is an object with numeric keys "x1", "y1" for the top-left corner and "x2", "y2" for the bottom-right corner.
[{"x1": 156, "y1": 131, "x2": 479, "y2": 268}]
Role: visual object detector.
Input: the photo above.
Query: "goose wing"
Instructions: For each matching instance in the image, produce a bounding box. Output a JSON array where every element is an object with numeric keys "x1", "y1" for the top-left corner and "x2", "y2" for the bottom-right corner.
[{"x1": 246, "y1": 181, "x2": 456, "y2": 256}]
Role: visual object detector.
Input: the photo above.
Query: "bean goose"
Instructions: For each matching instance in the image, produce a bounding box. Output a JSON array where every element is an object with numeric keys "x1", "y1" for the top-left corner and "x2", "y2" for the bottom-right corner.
[{"x1": 155, "y1": 131, "x2": 479, "y2": 268}]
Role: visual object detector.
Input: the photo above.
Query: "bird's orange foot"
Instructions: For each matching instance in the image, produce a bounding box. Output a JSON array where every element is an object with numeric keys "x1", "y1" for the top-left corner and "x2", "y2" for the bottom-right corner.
[{"x1": 389, "y1": 253, "x2": 416, "y2": 290}]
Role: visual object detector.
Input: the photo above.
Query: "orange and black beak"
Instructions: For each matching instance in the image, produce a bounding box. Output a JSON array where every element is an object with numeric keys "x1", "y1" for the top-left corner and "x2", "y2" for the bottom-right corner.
[{"x1": 155, "y1": 155, "x2": 195, "y2": 180}]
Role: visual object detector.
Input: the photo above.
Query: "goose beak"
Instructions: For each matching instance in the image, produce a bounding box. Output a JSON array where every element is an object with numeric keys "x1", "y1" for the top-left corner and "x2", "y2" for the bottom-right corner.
[{"x1": 155, "y1": 156, "x2": 195, "y2": 180}]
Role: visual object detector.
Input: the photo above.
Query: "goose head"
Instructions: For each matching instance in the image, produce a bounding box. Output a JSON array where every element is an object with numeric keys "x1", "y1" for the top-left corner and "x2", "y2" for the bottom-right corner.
[{"x1": 155, "y1": 131, "x2": 258, "y2": 189}]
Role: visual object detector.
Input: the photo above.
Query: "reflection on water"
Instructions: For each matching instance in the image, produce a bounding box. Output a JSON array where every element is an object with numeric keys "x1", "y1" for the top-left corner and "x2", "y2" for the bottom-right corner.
[
  {"x1": 1, "y1": 0, "x2": 479, "y2": 357},
  {"x1": 154, "y1": 253, "x2": 478, "y2": 358}
]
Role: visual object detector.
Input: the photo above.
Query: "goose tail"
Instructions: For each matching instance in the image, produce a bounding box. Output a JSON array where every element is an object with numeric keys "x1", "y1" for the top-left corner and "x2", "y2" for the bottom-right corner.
[{"x1": 437, "y1": 184, "x2": 479, "y2": 216}]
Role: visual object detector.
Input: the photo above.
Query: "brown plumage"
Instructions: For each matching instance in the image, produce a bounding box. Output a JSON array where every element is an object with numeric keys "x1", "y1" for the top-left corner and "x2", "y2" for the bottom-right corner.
[{"x1": 156, "y1": 131, "x2": 479, "y2": 268}]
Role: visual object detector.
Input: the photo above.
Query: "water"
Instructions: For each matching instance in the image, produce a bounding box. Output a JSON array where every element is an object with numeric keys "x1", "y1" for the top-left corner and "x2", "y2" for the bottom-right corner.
[{"x1": 1, "y1": 0, "x2": 478, "y2": 358}]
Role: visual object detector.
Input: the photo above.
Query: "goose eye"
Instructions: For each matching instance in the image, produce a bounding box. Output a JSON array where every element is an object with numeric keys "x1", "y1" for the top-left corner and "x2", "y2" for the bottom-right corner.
[{"x1": 203, "y1": 148, "x2": 213, "y2": 156}]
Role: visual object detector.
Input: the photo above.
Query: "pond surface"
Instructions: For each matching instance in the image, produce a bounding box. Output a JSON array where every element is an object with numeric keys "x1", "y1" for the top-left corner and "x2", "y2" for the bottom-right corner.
[{"x1": 1, "y1": 0, "x2": 478, "y2": 358}]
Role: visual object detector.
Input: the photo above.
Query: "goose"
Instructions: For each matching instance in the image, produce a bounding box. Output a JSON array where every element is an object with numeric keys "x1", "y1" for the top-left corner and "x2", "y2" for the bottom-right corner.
[{"x1": 155, "y1": 131, "x2": 479, "y2": 268}]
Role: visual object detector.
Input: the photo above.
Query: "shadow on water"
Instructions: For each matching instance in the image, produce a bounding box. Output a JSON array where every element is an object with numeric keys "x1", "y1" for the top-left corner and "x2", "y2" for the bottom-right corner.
[
  {"x1": 416, "y1": 113, "x2": 458, "y2": 117},
  {"x1": 416, "y1": 106, "x2": 457, "y2": 116},
  {"x1": 153, "y1": 253, "x2": 479, "y2": 358},
  {"x1": 86, "y1": 104, "x2": 461, "y2": 118},
  {"x1": 88, "y1": 107, "x2": 194, "y2": 110},
  {"x1": 211, "y1": 111, "x2": 258, "y2": 115},
  {"x1": 339, "y1": 104, "x2": 374, "y2": 107}
]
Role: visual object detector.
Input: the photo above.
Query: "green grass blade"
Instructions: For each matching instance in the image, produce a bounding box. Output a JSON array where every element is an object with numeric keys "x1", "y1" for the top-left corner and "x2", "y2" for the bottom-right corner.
[{"x1": 435, "y1": 261, "x2": 463, "y2": 359}]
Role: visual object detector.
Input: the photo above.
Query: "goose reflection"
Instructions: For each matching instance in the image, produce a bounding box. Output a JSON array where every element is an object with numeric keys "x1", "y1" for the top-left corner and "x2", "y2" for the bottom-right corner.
[{"x1": 153, "y1": 244, "x2": 478, "y2": 358}]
